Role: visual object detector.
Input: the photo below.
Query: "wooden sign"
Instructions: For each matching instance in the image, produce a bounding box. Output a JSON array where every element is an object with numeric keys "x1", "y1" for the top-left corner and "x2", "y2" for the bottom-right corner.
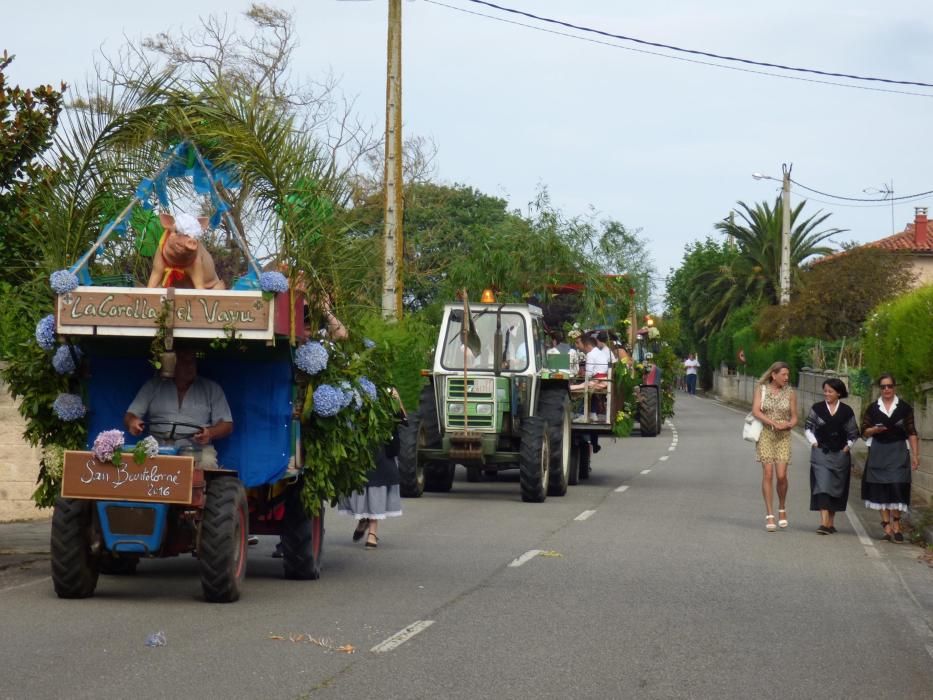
[
  {"x1": 57, "y1": 287, "x2": 272, "y2": 335},
  {"x1": 61, "y1": 450, "x2": 195, "y2": 504}
]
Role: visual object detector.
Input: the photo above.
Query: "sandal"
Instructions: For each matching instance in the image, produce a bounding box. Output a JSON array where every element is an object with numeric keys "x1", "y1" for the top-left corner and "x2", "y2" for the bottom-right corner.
[
  {"x1": 892, "y1": 516, "x2": 904, "y2": 543},
  {"x1": 353, "y1": 519, "x2": 369, "y2": 542},
  {"x1": 777, "y1": 509, "x2": 789, "y2": 529},
  {"x1": 765, "y1": 514, "x2": 777, "y2": 532},
  {"x1": 880, "y1": 520, "x2": 892, "y2": 542},
  {"x1": 365, "y1": 532, "x2": 379, "y2": 549}
]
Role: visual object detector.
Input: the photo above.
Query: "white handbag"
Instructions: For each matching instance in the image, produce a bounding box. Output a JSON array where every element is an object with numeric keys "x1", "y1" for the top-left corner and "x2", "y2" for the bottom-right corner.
[{"x1": 743, "y1": 385, "x2": 765, "y2": 443}]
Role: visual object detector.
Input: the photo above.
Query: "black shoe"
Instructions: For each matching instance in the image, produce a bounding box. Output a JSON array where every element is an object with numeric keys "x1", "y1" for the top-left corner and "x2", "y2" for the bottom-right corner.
[
  {"x1": 353, "y1": 519, "x2": 369, "y2": 542},
  {"x1": 827, "y1": 526, "x2": 837, "y2": 534},
  {"x1": 592, "y1": 444, "x2": 602, "y2": 454},
  {"x1": 272, "y1": 542, "x2": 283, "y2": 558},
  {"x1": 893, "y1": 532, "x2": 904, "y2": 543},
  {"x1": 816, "y1": 525, "x2": 831, "y2": 535}
]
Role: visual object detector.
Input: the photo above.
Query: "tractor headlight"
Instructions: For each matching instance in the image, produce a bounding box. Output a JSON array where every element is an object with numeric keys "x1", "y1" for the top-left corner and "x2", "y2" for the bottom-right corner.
[
  {"x1": 475, "y1": 403, "x2": 493, "y2": 415},
  {"x1": 448, "y1": 403, "x2": 465, "y2": 415}
]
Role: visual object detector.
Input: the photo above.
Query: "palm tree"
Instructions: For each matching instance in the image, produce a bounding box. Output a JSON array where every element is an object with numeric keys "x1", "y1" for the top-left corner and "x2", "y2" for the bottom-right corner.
[{"x1": 714, "y1": 198, "x2": 843, "y2": 306}]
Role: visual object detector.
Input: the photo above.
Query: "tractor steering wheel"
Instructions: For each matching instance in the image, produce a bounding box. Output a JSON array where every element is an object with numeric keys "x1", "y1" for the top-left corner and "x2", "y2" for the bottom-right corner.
[{"x1": 145, "y1": 420, "x2": 204, "y2": 441}]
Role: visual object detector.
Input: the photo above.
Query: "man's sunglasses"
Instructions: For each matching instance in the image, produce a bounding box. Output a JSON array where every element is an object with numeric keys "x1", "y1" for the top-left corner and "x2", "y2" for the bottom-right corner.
[{"x1": 880, "y1": 383, "x2": 895, "y2": 389}]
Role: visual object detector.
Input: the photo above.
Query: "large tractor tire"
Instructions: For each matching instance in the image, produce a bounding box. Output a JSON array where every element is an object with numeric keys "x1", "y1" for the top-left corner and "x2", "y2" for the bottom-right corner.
[
  {"x1": 51, "y1": 498, "x2": 99, "y2": 599},
  {"x1": 97, "y1": 553, "x2": 139, "y2": 576},
  {"x1": 638, "y1": 385, "x2": 661, "y2": 437},
  {"x1": 466, "y1": 466, "x2": 482, "y2": 482},
  {"x1": 199, "y1": 476, "x2": 248, "y2": 603},
  {"x1": 281, "y1": 481, "x2": 324, "y2": 580},
  {"x1": 399, "y1": 416, "x2": 426, "y2": 497},
  {"x1": 568, "y1": 439, "x2": 581, "y2": 486},
  {"x1": 578, "y1": 440, "x2": 592, "y2": 480},
  {"x1": 424, "y1": 462, "x2": 455, "y2": 492},
  {"x1": 519, "y1": 416, "x2": 550, "y2": 503},
  {"x1": 417, "y1": 383, "x2": 442, "y2": 446},
  {"x1": 540, "y1": 387, "x2": 571, "y2": 497}
]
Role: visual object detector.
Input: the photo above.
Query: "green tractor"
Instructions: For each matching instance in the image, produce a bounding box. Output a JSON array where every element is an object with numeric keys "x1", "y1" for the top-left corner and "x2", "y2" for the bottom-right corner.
[{"x1": 398, "y1": 300, "x2": 573, "y2": 502}]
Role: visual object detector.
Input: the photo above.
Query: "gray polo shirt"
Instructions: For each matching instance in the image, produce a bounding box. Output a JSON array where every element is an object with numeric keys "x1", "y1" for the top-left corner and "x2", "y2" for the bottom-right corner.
[{"x1": 127, "y1": 376, "x2": 233, "y2": 440}]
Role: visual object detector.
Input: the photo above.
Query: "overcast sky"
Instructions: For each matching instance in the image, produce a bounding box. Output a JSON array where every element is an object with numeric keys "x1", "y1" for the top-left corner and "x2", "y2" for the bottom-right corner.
[{"x1": 4, "y1": 1, "x2": 933, "y2": 292}]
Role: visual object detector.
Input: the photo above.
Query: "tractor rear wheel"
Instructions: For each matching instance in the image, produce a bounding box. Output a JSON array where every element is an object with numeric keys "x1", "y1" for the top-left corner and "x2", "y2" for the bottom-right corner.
[
  {"x1": 417, "y1": 383, "x2": 441, "y2": 446},
  {"x1": 51, "y1": 498, "x2": 99, "y2": 599},
  {"x1": 519, "y1": 416, "x2": 550, "y2": 503},
  {"x1": 540, "y1": 387, "x2": 571, "y2": 497},
  {"x1": 282, "y1": 481, "x2": 324, "y2": 580},
  {"x1": 466, "y1": 466, "x2": 482, "y2": 482},
  {"x1": 424, "y1": 462, "x2": 455, "y2": 492},
  {"x1": 578, "y1": 440, "x2": 592, "y2": 480},
  {"x1": 639, "y1": 385, "x2": 661, "y2": 437},
  {"x1": 199, "y1": 476, "x2": 248, "y2": 603},
  {"x1": 97, "y1": 553, "x2": 139, "y2": 576},
  {"x1": 568, "y1": 439, "x2": 581, "y2": 486}
]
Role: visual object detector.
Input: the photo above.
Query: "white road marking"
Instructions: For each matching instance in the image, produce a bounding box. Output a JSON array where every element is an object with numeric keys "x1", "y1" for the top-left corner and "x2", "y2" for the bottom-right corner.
[
  {"x1": 640, "y1": 469, "x2": 651, "y2": 474},
  {"x1": 614, "y1": 485, "x2": 629, "y2": 493},
  {"x1": 844, "y1": 507, "x2": 880, "y2": 559},
  {"x1": 574, "y1": 510, "x2": 597, "y2": 521},
  {"x1": 371, "y1": 620, "x2": 435, "y2": 653},
  {"x1": 659, "y1": 456, "x2": 669, "y2": 462},
  {"x1": 0, "y1": 576, "x2": 51, "y2": 594},
  {"x1": 668, "y1": 446, "x2": 676, "y2": 452},
  {"x1": 508, "y1": 549, "x2": 542, "y2": 567}
]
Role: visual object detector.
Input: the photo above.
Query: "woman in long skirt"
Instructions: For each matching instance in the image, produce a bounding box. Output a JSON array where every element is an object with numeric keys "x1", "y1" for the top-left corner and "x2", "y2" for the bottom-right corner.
[
  {"x1": 805, "y1": 377, "x2": 859, "y2": 534},
  {"x1": 861, "y1": 374, "x2": 921, "y2": 543}
]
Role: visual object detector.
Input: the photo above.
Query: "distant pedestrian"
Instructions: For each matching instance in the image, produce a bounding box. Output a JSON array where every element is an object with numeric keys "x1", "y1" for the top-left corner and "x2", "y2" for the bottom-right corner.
[
  {"x1": 805, "y1": 378, "x2": 859, "y2": 535},
  {"x1": 338, "y1": 389, "x2": 406, "y2": 549},
  {"x1": 860, "y1": 374, "x2": 921, "y2": 543},
  {"x1": 683, "y1": 353, "x2": 700, "y2": 395},
  {"x1": 751, "y1": 361, "x2": 797, "y2": 532}
]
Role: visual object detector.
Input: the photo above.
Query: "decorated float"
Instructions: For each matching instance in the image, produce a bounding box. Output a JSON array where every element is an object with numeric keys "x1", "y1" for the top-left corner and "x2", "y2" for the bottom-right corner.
[{"x1": 34, "y1": 141, "x2": 395, "y2": 602}]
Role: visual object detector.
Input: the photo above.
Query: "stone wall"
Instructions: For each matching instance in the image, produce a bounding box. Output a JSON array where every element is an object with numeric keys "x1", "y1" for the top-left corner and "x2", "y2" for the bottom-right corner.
[
  {"x1": 0, "y1": 365, "x2": 48, "y2": 522},
  {"x1": 712, "y1": 367, "x2": 932, "y2": 507}
]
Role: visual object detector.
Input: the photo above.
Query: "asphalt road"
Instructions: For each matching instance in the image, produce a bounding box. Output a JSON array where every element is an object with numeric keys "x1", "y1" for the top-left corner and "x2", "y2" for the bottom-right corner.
[{"x1": 2, "y1": 394, "x2": 932, "y2": 699}]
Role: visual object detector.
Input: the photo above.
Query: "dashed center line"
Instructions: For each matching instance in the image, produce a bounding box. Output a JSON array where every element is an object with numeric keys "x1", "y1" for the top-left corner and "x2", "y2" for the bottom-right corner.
[
  {"x1": 508, "y1": 549, "x2": 542, "y2": 567},
  {"x1": 371, "y1": 620, "x2": 435, "y2": 653},
  {"x1": 614, "y1": 485, "x2": 629, "y2": 493},
  {"x1": 658, "y1": 456, "x2": 669, "y2": 462},
  {"x1": 668, "y1": 446, "x2": 676, "y2": 452},
  {"x1": 640, "y1": 469, "x2": 651, "y2": 475},
  {"x1": 574, "y1": 510, "x2": 597, "y2": 521}
]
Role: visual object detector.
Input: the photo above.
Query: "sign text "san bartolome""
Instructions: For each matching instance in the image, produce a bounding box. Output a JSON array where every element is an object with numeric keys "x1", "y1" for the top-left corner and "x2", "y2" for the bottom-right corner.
[
  {"x1": 57, "y1": 288, "x2": 270, "y2": 331},
  {"x1": 62, "y1": 451, "x2": 195, "y2": 504}
]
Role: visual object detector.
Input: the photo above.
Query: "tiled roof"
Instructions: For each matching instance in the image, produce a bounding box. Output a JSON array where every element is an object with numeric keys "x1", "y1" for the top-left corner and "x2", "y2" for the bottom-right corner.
[{"x1": 862, "y1": 222, "x2": 933, "y2": 252}]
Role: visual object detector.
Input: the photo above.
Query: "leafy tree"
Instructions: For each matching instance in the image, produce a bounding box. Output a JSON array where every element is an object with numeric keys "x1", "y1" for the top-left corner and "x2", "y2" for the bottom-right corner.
[
  {"x1": 755, "y1": 247, "x2": 917, "y2": 341},
  {"x1": 713, "y1": 198, "x2": 843, "y2": 306},
  {"x1": 0, "y1": 52, "x2": 65, "y2": 291}
]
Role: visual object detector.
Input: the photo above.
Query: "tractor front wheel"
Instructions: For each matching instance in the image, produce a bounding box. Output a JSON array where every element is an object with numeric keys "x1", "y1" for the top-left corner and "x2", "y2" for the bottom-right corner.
[
  {"x1": 199, "y1": 476, "x2": 248, "y2": 603},
  {"x1": 519, "y1": 416, "x2": 550, "y2": 503},
  {"x1": 51, "y1": 498, "x2": 99, "y2": 599},
  {"x1": 282, "y1": 481, "x2": 324, "y2": 580}
]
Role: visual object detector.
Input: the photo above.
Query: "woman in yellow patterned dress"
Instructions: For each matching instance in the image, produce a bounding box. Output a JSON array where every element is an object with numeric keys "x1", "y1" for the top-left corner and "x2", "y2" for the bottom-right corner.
[{"x1": 751, "y1": 362, "x2": 798, "y2": 532}]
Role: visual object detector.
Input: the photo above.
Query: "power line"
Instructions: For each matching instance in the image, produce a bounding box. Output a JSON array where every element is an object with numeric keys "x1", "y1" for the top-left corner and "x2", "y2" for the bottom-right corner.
[
  {"x1": 788, "y1": 188, "x2": 927, "y2": 210},
  {"x1": 789, "y1": 178, "x2": 933, "y2": 202},
  {"x1": 422, "y1": 1, "x2": 933, "y2": 99},
  {"x1": 460, "y1": 0, "x2": 933, "y2": 89}
]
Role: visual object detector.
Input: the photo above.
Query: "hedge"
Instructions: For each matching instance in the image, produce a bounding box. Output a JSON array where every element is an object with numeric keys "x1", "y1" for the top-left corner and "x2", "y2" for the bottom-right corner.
[{"x1": 862, "y1": 284, "x2": 933, "y2": 400}]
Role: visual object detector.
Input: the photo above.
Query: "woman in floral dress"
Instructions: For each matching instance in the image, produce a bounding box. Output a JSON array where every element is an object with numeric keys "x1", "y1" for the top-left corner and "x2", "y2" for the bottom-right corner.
[{"x1": 751, "y1": 362, "x2": 798, "y2": 532}]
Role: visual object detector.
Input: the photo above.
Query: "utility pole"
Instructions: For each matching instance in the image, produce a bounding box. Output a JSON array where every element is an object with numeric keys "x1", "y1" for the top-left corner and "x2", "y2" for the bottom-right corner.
[
  {"x1": 779, "y1": 163, "x2": 792, "y2": 305},
  {"x1": 381, "y1": 0, "x2": 404, "y2": 320}
]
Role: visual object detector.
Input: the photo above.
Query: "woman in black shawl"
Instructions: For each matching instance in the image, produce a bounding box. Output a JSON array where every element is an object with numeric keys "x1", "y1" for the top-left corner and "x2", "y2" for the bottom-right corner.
[
  {"x1": 805, "y1": 377, "x2": 859, "y2": 534},
  {"x1": 861, "y1": 374, "x2": 921, "y2": 543}
]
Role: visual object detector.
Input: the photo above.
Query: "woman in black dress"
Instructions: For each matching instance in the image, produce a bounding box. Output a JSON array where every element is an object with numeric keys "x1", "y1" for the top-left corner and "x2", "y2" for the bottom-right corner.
[
  {"x1": 861, "y1": 374, "x2": 921, "y2": 543},
  {"x1": 805, "y1": 377, "x2": 859, "y2": 534}
]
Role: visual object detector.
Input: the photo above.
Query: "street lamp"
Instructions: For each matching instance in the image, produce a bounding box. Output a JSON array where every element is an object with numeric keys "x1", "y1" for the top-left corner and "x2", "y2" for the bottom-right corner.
[{"x1": 752, "y1": 164, "x2": 793, "y2": 305}]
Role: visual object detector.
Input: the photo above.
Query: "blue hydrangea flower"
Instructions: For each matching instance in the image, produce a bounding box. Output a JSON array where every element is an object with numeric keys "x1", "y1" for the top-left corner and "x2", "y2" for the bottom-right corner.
[
  {"x1": 363, "y1": 337, "x2": 376, "y2": 349},
  {"x1": 294, "y1": 341, "x2": 329, "y2": 375},
  {"x1": 92, "y1": 429, "x2": 124, "y2": 463},
  {"x1": 52, "y1": 345, "x2": 82, "y2": 375},
  {"x1": 260, "y1": 271, "x2": 289, "y2": 294},
  {"x1": 338, "y1": 381, "x2": 354, "y2": 408},
  {"x1": 35, "y1": 315, "x2": 57, "y2": 350},
  {"x1": 52, "y1": 393, "x2": 86, "y2": 421},
  {"x1": 357, "y1": 376, "x2": 377, "y2": 401},
  {"x1": 49, "y1": 269, "x2": 79, "y2": 295},
  {"x1": 312, "y1": 384, "x2": 343, "y2": 417}
]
